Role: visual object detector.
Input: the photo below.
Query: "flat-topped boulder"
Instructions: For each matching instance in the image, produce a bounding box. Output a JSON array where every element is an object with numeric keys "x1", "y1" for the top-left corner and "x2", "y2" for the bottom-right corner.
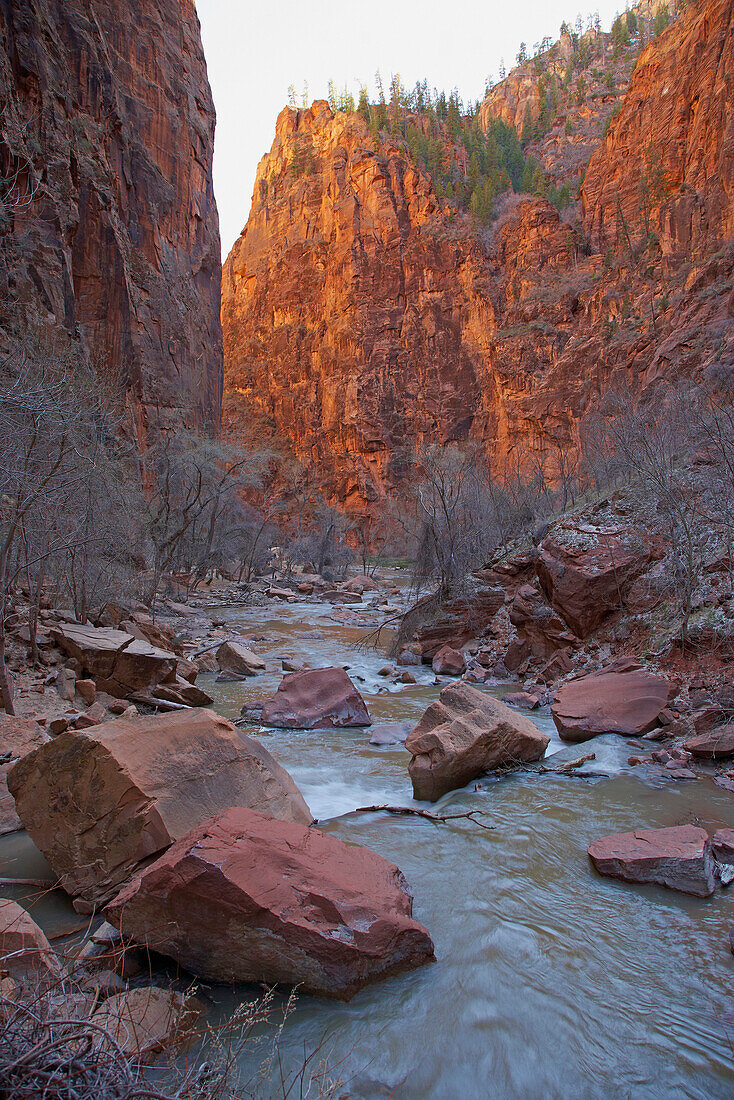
[
  {"x1": 106, "y1": 807, "x2": 434, "y2": 1000},
  {"x1": 260, "y1": 667, "x2": 371, "y2": 729},
  {"x1": 684, "y1": 725, "x2": 734, "y2": 760},
  {"x1": 0, "y1": 716, "x2": 49, "y2": 835},
  {"x1": 405, "y1": 683, "x2": 549, "y2": 801},
  {"x1": 8, "y1": 708, "x2": 312, "y2": 908},
  {"x1": 551, "y1": 659, "x2": 671, "y2": 742},
  {"x1": 216, "y1": 639, "x2": 266, "y2": 677},
  {"x1": 588, "y1": 825, "x2": 715, "y2": 896},
  {"x1": 49, "y1": 622, "x2": 176, "y2": 698}
]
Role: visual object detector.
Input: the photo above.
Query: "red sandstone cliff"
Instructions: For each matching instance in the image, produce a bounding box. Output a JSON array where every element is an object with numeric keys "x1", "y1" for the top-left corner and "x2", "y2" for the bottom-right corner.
[
  {"x1": 222, "y1": 102, "x2": 489, "y2": 508},
  {"x1": 222, "y1": 0, "x2": 734, "y2": 516},
  {"x1": 0, "y1": 0, "x2": 222, "y2": 436},
  {"x1": 583, "y1": 0, "x2": 734, "y2": 257}
]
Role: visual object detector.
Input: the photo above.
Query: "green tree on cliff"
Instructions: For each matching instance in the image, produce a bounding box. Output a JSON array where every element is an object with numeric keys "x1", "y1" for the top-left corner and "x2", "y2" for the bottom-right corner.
[{"x1": 358, "y1": 86, "x2": 370, "y2": 124}]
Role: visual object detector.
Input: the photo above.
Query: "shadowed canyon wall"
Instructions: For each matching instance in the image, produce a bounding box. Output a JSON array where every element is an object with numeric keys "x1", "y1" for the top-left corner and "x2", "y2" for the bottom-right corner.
[{"x1": 0, "y1": 0, "x2": 222, "y2": 437}]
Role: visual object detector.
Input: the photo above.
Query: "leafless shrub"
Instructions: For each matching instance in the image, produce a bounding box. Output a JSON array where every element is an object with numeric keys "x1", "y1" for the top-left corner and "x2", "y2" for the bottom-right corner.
[{"x1": 0, "y1": 968, "x2": 344, "y2": 1100}]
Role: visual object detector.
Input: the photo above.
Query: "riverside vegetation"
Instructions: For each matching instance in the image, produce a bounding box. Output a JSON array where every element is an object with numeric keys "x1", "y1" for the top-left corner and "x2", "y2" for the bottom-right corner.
[{"x1": 2, "y1": 0, "x2": 734, "y2": 1096}]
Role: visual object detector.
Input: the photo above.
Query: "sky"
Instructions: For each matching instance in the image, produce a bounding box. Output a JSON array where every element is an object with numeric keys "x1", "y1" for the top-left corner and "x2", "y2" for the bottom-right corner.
[{"x1": 196, "y1": 0, "x2": 624, "y2": 257}]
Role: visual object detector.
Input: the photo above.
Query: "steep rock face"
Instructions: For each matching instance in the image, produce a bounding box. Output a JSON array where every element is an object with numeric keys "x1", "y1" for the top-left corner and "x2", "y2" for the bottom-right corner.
[
  {"x1": 583, "y1": 0, "x2": 734, "y2": 257},
  {"x1": 223, "y1": 101, "x2": 488, "y2": 509},
  {"x1": 0, "y1": 0, "x2": 222, "y2": 435}
]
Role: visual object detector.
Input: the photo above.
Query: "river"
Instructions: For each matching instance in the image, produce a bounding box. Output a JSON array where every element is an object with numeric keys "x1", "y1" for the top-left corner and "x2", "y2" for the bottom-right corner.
[{"x1": 3, "y1": 582, "x2": 734, "y2": 1098}]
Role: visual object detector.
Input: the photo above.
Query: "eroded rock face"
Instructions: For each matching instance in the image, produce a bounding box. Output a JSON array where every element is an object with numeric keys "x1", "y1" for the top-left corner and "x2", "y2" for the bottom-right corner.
[
  {"x1": 8, "y1": 709, "x2": 312, "y2": 906},
  {"x1": 260, "y1": 667, "x2": 371, "y2": 729},
  {"x1": 106, "y1": 807, "x2": 435, "y2": 999},
  {"x1": 587, "y1": 825, "x2": 716, "y2": 896},
  {"x1": 551, "y1": 659, "x2": 671, "y2": 742},
  {"x1": 222, "y1": 0, "x2": 733, "y2": 518},
  {"x1": 406, "y1": 683, "x2": 549, "y2": 801},
  {"x1": 0, "y1": 0, "x2": 222, "y2": 435},
  {"x1": 509, "y1": 583, "x2": 578, "y2": 656},
  {"x1": 536, "y1": 528, "x2": 654, "y2": 638}
]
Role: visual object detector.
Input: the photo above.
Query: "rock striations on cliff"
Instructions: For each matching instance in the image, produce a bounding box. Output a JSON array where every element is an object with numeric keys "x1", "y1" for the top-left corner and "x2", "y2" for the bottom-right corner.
[{"x1": 0, "y1": 0, "x2": 223, "y2": 436}]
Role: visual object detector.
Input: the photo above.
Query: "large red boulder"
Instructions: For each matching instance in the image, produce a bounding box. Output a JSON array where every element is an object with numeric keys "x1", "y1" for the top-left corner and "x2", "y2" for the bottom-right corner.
[
  {"x1": 536, "y1": 528, "x2": 654, "y2": 638},
  {"x1": 551, "y1": 659, "x2": 671, "y2": 742},
  {"x1": 8, "y1": 709, "x2": 312, "y2": 907},
  {"x1": 106, "y1": 807, "x2": 434, "y2": 999},
  {"x1": 406, "y1": 683, "x2": 549, "y2": 801},
  {"x1": 588, "y1": 825, "x2": 715, "y2": 896},
  {"x1": 260, "y1": 667, "x2": 371, "y2": 728}
]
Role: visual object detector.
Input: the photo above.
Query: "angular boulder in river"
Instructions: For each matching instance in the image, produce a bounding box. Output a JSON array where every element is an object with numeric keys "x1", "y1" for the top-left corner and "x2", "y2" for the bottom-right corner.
[
  {"x1": 260, "y1": 666, "x2": 371, "y2": 729},
  {"x1": 49, "y1": 622, "x2": 176, "y2": 698},
  {"x1": 587, "y1": 825, "x2": 715, "y2": 896},
  {"x1": 683, "y1": 724, "x2": 734, "y2": 760},
  {"x1": 405, "y1": 683, "x2": 549, "y2": 801},
  {"x1": 106, "y1": 807, "x2": 434, "y2": 999},
  {"x1": 370, "y1": 721, "x2": 413, "y2": 746},
  {"x1": 712, "y1": 829, "x2": 734, "y2": 864},
  {"x1": 431, "y1": 645, "x2": 466, "y2": 676},
  {"x1": 8, "y1": 708, "x2": 312, "y2": 907},
  {"x1": 216, "y1": 639, "x2": 266, "y2": 677},
  {"x1": 551, "y1": 659, "x2": 671, "y2": 742}
]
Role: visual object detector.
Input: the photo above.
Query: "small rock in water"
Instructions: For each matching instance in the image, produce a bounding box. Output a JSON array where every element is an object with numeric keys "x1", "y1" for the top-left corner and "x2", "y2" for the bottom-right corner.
[
  {"x1": 588, "y1": 825, "x2": 715, "y2": 896},
  {"x1": 370, "y1": 721, "x2": 412, "y2": 746}
]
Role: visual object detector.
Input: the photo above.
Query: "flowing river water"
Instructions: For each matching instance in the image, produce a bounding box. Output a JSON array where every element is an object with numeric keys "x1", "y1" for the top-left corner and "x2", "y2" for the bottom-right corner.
[{"x1": 3, "y1": 579, "x2": 734, "y2": 1097}]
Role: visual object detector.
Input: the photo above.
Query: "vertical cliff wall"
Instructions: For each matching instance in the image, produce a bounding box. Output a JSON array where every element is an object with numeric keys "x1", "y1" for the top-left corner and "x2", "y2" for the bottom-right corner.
[
  {"x1": 222, "y1": 102, "x2": 491, "y2": 509},
  {"x1": 582, "y1": 0, "x2": 734, "y2": 258},
  {"x1": 0, "y1": 0, "x2": 223, "y2": 436}
]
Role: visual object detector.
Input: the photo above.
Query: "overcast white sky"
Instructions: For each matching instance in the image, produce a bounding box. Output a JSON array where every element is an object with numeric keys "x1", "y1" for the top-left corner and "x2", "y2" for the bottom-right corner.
[{"x1": 196, "y1": 0, "x2": 623, "y2": 257}]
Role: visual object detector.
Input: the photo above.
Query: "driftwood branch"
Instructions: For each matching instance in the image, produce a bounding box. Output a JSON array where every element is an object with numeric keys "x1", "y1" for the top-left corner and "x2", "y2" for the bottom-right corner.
[
  {"x1": 0, "y1": 876, "x2": 56, "y2": 888},
  {"x1": 347, "y1": 805, "x2": 495, "y2": 829}
]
